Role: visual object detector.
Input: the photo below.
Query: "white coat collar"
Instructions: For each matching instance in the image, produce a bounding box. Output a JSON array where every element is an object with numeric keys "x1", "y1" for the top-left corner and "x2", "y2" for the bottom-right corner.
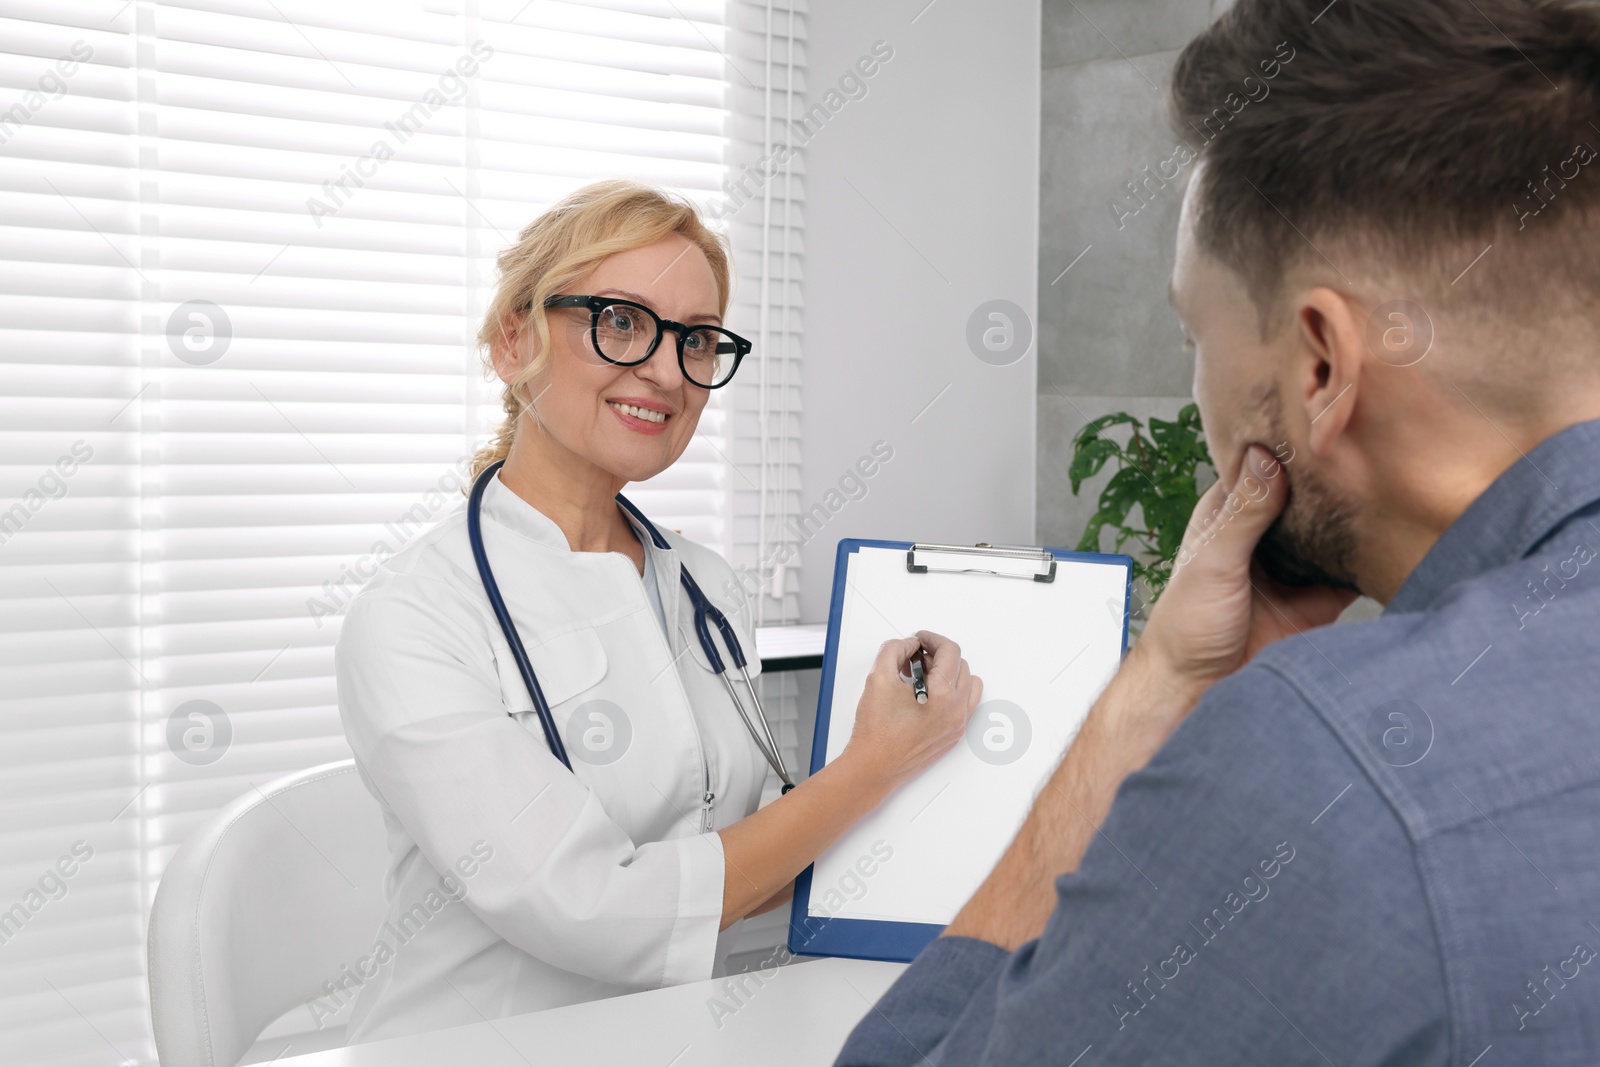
[
  {"x1": 480, "y1": 470, "x2": 577, "y2": 551},
  {"x1": 480, "y1": 472, "x2": 682, "y2": 623},
  {"x1": 479, "y1": 469, "x2": 657, "y2": 551}
]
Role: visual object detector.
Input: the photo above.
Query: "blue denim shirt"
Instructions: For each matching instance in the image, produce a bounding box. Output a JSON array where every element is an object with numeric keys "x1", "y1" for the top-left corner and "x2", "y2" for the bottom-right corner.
[{"x1": 837, "y1": 418, "x2": 1600, "y2": 1066}]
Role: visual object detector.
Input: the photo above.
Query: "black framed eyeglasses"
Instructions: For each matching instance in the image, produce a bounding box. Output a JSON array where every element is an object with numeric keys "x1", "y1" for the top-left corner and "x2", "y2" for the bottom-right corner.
[{"x1": 541, "y1": 295, "x2": 750, "y2": 389}]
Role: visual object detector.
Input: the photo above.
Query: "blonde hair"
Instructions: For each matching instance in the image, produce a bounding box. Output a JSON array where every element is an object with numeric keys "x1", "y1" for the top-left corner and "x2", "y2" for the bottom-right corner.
[{"x1": 468, "y1": 179, "x2": 733, "y2": 480}]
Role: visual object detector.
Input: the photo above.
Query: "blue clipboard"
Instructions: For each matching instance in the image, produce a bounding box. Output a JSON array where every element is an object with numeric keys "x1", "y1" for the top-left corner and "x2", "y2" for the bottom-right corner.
[{"x1": 786, "y1": 537, "x2": 1132, "y2": 963}]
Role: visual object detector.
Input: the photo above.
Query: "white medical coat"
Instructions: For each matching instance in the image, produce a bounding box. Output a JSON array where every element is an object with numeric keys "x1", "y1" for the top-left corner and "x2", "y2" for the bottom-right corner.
[{"x1": 333, "y1": 471, "x2": 769, "y2": 1042}]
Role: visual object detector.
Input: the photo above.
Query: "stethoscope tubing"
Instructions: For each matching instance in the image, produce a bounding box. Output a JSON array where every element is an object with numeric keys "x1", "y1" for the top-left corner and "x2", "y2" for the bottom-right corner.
[
  {"x1": 468, "y1": 460, "x2": 794, "y2": 791},
  {"x1": 468, "y1": 460, "x2": 571, "y2": 767}
]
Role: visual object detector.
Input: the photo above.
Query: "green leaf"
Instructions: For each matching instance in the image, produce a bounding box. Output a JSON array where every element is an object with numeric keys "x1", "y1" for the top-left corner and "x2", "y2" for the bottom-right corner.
[
  {"x1": 1096, "y1": 467, "x2": 1146, "y2": 526},
  {"x1": 1065, "y1": 403, "x2": 1215, "y2": 606},
  {"x1": 1073, "y1": 411, "x2": 1141, "y2": 446},
  {"x1": 1146, "y1": 415, "x2": 1180, "y2": 450},
  {"x1": 1067, "y1": 437, "x2": 1120, "y2": 493}
]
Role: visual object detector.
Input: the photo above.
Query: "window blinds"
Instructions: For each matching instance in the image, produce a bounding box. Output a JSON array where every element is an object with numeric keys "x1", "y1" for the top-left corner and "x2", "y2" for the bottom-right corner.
[
  {"x1": 0, "y1": 1, "x2": 807, "y2": 1063},
  {"x1": 721, "y1": 0, "x2": 807, "y2": 773}
]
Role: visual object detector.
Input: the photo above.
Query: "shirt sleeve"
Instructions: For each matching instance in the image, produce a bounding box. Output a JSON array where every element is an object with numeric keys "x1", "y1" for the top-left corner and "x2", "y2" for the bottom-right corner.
[
  {"x1": 834, "y1": 664, "x2": 1449, "y2": 1067},
  {"x1": 335, "y1": 572, "x2": 726, "y2": 990}
]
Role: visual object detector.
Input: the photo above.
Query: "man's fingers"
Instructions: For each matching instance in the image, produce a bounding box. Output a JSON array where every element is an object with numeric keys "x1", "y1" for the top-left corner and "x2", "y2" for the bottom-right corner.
[
  {"x1": 1178, "y1": 444, "x2": 1288, "y2": 573},
  {"x1": 1181, "y1": 478, "x2": 1230, "y2": 547},
  {"x1": 1224, "y1": 443, "x2": 1289, "y2": 544}
]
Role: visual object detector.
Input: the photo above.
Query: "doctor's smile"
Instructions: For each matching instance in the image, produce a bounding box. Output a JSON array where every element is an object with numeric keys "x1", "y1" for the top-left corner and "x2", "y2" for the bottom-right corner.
[
  {"x1": 605, "y1": 397, "x2": 671, "y2": 430},
  {"x1": 331, "y1": 180, "x2": 983, "y2": 1041}
]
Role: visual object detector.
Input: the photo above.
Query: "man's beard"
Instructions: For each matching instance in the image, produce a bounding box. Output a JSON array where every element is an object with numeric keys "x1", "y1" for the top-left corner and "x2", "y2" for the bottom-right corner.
[
  {"x1": 1254, "y1": 472, "x2": 1362, "y2": 591},
  {"x1": 1251, "y1": 393, "x2": 1362, "y2": 592}
]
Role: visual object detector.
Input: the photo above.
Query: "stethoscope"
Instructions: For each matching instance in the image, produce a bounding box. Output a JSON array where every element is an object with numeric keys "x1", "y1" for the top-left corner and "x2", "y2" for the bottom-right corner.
[{"x1": 468, "y1": 460, "x2": 795, "y2": 793}]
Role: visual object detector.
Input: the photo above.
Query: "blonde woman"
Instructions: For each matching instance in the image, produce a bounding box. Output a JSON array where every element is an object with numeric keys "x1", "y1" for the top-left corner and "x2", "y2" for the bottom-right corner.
[{"x1": 334, "y1": 180, "x2": 981, "y2": 1041}]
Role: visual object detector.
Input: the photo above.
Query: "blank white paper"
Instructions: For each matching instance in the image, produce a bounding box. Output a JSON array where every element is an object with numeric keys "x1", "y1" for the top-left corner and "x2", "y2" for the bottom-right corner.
[{"x1": 808, "y1": 546, "x2": 1128, "y2": 926}]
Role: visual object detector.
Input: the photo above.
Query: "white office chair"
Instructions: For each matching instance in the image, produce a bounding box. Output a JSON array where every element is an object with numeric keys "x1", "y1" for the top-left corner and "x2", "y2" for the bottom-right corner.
[{"x1": 148, "y1": 759, "x2": 390, "y2": 1067}]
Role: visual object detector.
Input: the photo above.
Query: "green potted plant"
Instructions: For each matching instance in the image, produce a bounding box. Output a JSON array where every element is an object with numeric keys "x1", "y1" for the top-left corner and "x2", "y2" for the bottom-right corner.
[{"x1": 1068, "y1": 402, "x2": 1214, "y2": 625}]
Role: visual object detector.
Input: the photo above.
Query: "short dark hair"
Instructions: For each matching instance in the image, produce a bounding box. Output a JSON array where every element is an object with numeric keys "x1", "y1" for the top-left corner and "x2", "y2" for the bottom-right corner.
[{"x1": 1169, "y1": 0, "x2": 1600, "y2": 330}]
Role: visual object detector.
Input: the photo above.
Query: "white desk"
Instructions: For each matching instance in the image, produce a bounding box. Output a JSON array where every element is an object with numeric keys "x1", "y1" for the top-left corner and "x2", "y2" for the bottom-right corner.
[
  {"x1": 755, "y1": 622, "x2": 829, "y2": 671},
  {"x1": 278, "y1": 957, "x2": 908, "y2": 1067}
]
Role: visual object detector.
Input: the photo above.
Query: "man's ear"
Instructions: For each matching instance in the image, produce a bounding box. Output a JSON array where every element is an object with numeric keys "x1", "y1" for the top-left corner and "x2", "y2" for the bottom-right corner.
[
  {"x1": 1293, "y1": 286, "x2": 1365, "y2": 456},
  {"x1": 488, "y1": 310, "x2": 536, "y2": 385}
]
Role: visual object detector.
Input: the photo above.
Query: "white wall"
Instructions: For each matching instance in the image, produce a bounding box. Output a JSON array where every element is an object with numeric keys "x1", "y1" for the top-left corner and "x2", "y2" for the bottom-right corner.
[{"x1": 796, "y1": 0, "x2": 1042, "y2": 622}]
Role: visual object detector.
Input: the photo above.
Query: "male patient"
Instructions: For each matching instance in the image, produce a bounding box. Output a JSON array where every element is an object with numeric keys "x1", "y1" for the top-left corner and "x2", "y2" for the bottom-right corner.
[{"x1": 838, "y1": 0, "x2": 1600, "y2": 1063}]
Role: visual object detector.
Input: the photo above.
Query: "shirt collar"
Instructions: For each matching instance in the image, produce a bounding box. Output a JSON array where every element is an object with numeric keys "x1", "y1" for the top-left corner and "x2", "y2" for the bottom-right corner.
[{"x1": 1387, "y1": 417, "x2": 1600, "y2": 614}]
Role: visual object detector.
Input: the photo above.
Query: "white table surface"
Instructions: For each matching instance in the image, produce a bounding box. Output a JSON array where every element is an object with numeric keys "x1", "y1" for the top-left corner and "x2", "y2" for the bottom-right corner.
[
  {"x1": 754, "y1": 623, "x2": 829, "y2": 661},
  {"x1": 277, "y1": 956, "x2": 908, "y2": 1067}
]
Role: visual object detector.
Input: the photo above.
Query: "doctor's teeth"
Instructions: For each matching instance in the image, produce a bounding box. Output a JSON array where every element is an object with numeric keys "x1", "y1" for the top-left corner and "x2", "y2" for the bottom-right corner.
[{"x1": 610, "y1": 402, "x2": 666, "y2": 423}]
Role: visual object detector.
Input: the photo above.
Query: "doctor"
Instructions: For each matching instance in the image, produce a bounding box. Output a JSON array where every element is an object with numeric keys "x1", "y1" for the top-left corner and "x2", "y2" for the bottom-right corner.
[{"x1": 334, "y1": 179, "x2": 981, "y2": 1042}]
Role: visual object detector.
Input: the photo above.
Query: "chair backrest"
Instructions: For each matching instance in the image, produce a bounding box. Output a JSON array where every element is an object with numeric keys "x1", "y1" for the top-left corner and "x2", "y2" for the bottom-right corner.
[{"x1": 148, "y1": 760, "x2": 389, "y2": 1067}]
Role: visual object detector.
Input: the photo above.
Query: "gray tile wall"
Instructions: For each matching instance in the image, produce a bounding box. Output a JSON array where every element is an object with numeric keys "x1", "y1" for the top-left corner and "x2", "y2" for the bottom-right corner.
[{"x1": 1036, "y1": 0, "x2": 1226, "y2": 554}]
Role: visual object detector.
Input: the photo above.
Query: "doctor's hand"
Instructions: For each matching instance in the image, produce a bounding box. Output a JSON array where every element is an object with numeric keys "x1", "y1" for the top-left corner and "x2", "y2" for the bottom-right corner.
[
  {"x1": 715, "y1": 631, "x2": 977, "y2": 931},
  {"x1": 840, "y1": 631, "x2": 981, "y2": 792}
]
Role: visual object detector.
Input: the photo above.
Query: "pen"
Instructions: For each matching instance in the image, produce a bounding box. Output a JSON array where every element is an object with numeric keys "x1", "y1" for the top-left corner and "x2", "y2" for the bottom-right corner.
[{"x1": 910, "y1": 647, "x2": 929, "y2": 704}]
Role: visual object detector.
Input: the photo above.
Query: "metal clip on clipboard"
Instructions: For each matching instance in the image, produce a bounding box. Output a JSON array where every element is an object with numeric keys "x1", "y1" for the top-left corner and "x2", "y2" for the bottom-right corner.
[{"x1": 904, "y1": 542, "x2": 1057, "y2": 583}]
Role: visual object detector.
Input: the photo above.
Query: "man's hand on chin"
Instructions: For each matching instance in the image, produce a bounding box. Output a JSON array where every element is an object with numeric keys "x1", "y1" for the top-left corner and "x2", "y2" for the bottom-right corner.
[{"x1": 943, "y1": 443, "x2": 1356, "y2": 951}]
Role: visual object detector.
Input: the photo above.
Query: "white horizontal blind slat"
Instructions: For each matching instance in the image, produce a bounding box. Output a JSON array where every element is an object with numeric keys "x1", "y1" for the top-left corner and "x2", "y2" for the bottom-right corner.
[
  {"x1": 0, "y1": 1, "x2": 798, "y2": 1063},
  {"x1": 721, "y1": 0, "x2": 806, "y2": 772},
  {"x1": 0, "y1": 10, "x2": 145, "y2": 1065}
]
